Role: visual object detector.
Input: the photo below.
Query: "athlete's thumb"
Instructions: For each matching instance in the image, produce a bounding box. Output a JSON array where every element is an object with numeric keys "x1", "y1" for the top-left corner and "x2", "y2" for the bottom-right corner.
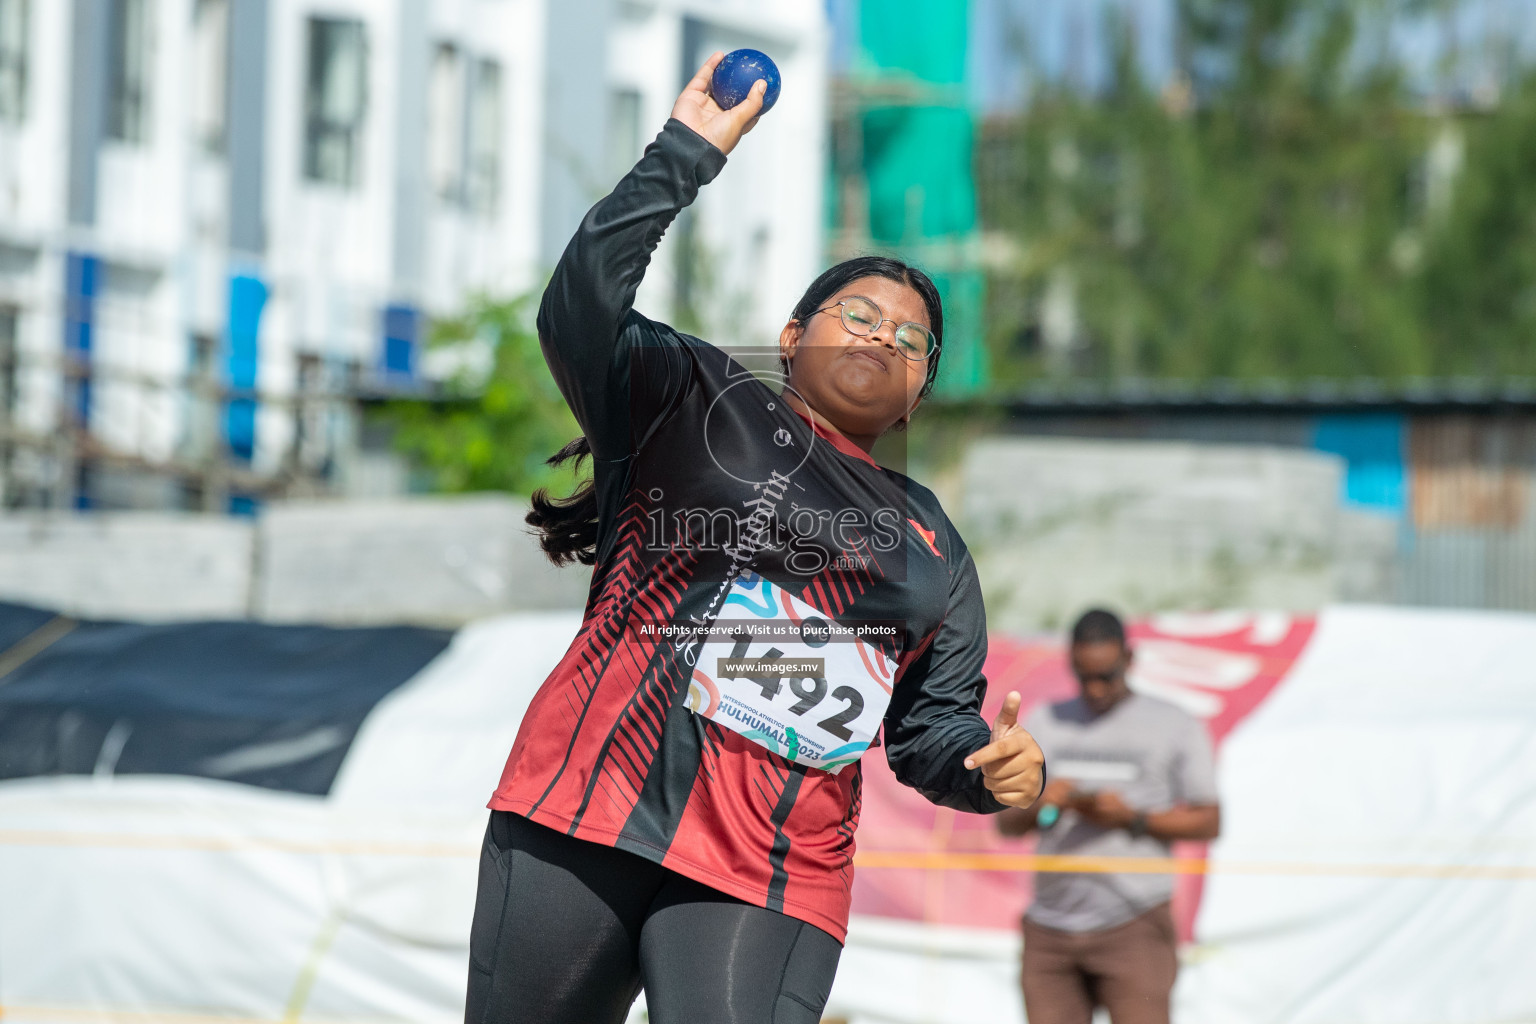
[{"x1": 992, "y1": 691, "x2": 1021, "y2": 740}]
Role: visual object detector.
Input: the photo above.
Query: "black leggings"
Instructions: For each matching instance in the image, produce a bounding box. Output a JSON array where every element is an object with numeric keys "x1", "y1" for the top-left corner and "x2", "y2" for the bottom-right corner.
[{"x1": 465, "y1": 810, "x2": 843, "y2": 1024}]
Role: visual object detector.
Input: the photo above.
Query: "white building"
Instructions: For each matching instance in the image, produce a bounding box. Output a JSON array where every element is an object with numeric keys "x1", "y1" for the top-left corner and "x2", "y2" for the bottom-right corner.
[
  {"x1": 0, "y1": 0, "x2": 826, "y2": 511},
  {"x1": 608, "y1": 1, "x2": 828, "y2": 354}
]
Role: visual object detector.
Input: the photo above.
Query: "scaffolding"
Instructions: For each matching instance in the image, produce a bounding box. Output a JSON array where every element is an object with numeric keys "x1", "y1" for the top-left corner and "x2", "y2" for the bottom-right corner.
[
  {"x1": 827, "y1": 0, "x2": 990, "y2": 396},
  {"x1": 0, "y1": 281, "x2": 403, "y2": 513}
]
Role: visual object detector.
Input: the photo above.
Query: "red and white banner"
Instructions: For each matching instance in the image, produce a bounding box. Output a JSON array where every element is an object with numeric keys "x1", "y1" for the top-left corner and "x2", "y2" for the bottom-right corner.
[
  {"x1": 850, "y1": 611, "x2": 1315, "y2": 940},
  {"x1": 831, "y1": 606, "x2": 1536, "y2": 1024}
]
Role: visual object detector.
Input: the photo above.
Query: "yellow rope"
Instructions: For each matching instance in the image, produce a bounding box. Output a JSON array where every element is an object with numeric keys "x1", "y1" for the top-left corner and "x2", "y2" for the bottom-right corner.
[
  {"x1": 0, "y1": 831, "x2": 472, "y2": 857},
  {"x1": 3, "y1": 831, "x2": 1534, "y2": 880},
  {"x1": 853, "y1": 850, "x2": 1536, "y2": 880}
]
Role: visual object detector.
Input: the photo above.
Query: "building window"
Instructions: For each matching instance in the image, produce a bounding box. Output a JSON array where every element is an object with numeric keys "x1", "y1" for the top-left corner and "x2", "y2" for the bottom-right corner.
[
  {"x1": 0, "y1": 303, "x2": 16, "y2": 508},
  {"x1": 108, "y1": 0, "x2": 153, "y2": 144},
  {"x1": 0, "y1": 303, "x2": 17, "y2": 420},
  {"x1": 0, "y1": 0, "x2": 27, "y2": 124},
  {"x1": 428, "y1": 42, "x2": 464, "y2": 202},
  {"x1": 608, "y1": 87, "x2": 641, "y2": 183},
  {"x1": 303, "y1": 17, "x2": 367, "y2": 187},
  {"x1": 191, "y1": 0, "x2": 228, "y2": 153},
  {"x1": 292, "y1": 351, "x2": 330, "y2": 474},
  {"x1": 181, "y1": 331, "x2": 219, "y2": 463},
  {"x1": 465, "y1": 58, "x2": 501, "y2": 216}
]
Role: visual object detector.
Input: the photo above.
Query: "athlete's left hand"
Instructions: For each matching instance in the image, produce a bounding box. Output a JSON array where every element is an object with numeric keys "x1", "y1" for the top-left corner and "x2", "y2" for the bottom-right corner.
[{"x1": 964, "y1": 691, "x2": 1046, "y2": 808}]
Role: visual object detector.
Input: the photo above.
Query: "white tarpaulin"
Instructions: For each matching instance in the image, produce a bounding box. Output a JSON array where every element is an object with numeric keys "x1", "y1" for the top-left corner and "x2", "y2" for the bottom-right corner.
[
  {"x1": 2, "y1": 606, "x2": 1534, "y2": 1023},
  {"x1": 1176, "y1": 606, "x2": 1536, "y2": 1023},
  {"x1": 0, "y1": 611, "x2": 579, "y2": 1024}
]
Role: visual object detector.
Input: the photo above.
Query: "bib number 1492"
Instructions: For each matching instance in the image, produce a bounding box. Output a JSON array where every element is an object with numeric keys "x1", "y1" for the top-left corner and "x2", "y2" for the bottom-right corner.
[
  {"x1": 682, "y1": 575, "x2": 898, "y2": 773},
  {"x1": 721, "y1": 632, "x2": 866, "y2": 741}
]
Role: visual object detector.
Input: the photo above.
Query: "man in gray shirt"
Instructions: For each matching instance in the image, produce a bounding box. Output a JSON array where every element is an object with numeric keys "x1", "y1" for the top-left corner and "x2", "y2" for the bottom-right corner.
[{"x1": 998, "y1": 608, "x2": 1221, "y2": 1024}]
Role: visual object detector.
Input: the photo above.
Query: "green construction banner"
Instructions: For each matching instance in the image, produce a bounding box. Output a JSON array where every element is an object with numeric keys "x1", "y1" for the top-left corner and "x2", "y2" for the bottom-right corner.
[{"x1": 854, "y1": 0, "x2": 987, "y2": 395}]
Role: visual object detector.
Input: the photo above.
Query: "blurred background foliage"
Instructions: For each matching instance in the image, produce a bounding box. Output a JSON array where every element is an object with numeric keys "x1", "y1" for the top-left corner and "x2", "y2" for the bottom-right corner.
[
  {"x1": 389, "y1": 0, "x2": 1536, "y2": 488},
  {"x1": 978, "y1": 0, "x2": 1536, "y2": 386},
  {"x1": 382, "y1": 295, "x2": 581, "y2": 495}
]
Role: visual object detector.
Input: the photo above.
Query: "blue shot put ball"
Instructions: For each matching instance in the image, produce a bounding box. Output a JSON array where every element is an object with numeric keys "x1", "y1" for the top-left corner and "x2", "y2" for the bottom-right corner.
[{"x1": 709, "y1": 48, "x2": 781, "y2": 115}]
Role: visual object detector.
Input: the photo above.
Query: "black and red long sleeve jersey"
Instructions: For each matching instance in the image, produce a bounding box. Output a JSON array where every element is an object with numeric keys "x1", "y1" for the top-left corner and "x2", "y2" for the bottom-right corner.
[{"x1": 490, "y1": 119, "x2": 1004, "y2": 942}]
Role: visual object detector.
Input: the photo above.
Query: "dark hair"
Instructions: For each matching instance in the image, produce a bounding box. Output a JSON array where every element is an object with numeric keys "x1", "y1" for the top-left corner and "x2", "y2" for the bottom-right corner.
[
  {"x1": 1070, "y1": 608, "x2": 1128, "y2": 649},
  {"x1": 528, "y1": 256, "x2": 946, "y2": 566},
  {"x1": 787, "y1": 254, "x2": 945, "y2": 398},
  {"x1": 525, "y1": 436, "x2": 599, "y2": 566}
]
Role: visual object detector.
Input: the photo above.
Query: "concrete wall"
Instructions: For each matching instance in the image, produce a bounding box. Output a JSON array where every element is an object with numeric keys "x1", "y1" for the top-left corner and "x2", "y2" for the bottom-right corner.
[
  {"x1": 0, "y1": 512, "x2": 254, "y2": 620},
  {"x1": 0, "y1": 495, "x2": 589, "y2": 624},
  {"x1": 953, "y1": 438, "x2": 1400, "y2": 633},
  {"x1": 254, "y1": 494, "x2": 590, "y2": 625},
  {"x1": 0, "y1": 437, "x2": 1405, "y2": 632}
]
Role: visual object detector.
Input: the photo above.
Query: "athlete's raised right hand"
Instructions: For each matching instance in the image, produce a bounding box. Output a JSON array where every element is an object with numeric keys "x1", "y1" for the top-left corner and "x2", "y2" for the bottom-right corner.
[{"x1": 671, "y1": 51, "x2": 767, "y2": 157}]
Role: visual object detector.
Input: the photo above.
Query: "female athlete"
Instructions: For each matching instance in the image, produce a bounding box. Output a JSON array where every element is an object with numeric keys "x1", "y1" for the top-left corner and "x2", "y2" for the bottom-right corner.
[{"x1": 466, "y1": 53, "x2": 1045, "y2": 1024}]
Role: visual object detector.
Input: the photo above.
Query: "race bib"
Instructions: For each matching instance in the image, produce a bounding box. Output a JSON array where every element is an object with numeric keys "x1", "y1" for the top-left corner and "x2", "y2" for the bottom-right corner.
[{"x1": 683, "y1": 573, "x2": 899, "y2": 773}]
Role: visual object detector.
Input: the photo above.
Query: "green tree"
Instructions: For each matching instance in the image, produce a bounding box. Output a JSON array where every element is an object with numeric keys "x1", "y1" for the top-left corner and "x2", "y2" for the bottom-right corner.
[
  {"x1": 383, "y1": 294, "x2": 583, "y2": 495},
  {"x1": 977, "y1": 0, "x2": 1536, "y2": 385},
  {"x1": 1418, "y1": 71, "x2": 1536, "y2": 376}
]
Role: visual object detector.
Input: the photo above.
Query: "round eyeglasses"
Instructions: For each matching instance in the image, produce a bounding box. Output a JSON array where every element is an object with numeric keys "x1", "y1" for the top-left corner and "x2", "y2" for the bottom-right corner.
[{"x1": 815, "y1": 296, "x2": 938, "y2": 361}]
